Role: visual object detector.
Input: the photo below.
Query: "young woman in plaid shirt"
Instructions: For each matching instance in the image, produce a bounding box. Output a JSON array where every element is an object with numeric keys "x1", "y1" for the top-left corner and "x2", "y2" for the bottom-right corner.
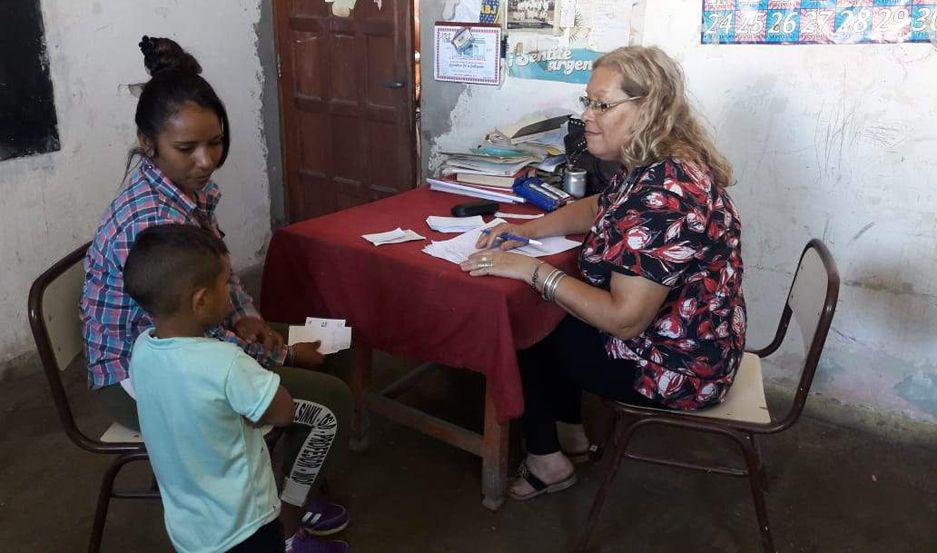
[{"x1": 80, "y1": 37, "x2": 351, "y2": 552}]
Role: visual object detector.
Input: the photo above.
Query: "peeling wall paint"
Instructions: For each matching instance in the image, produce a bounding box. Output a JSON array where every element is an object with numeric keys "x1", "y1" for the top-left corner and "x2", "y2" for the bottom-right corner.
[
  {"x1": 421, "y1": 0, "x2": 937, "y2": 425},
  {"x1": 0, "y1": 0, "x2": 272, "y2": 370}
]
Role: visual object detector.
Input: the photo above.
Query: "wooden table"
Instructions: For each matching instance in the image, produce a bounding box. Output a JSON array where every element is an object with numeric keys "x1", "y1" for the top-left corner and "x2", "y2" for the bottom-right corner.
[{"x1": 260, "y1": 187, "x2": 579, "y2": 509}]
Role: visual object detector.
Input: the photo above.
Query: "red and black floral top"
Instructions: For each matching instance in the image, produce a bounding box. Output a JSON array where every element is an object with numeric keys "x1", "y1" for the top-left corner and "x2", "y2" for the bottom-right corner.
[{"x1": 578, "y1": 158, "x2": 746, "y2": 410}]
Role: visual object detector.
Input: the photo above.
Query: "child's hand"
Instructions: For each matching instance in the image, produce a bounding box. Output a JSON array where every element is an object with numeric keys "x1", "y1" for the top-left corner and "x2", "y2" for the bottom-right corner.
[
  {"x1": 291, "y1": 341, "x2": 325, "y2": 368},
  {"x1": 233, "y1": 316, "x2": 284, "y2": 353}
]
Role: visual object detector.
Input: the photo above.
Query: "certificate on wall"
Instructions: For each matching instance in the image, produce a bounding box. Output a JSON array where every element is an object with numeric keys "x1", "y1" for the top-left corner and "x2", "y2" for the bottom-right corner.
[{"x1": 434, "y1": 22, "x2": 502, "y2": 85}]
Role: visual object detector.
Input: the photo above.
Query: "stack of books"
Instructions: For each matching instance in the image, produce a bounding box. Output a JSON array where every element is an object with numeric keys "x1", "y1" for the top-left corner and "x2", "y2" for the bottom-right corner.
[{"x1": 434, "y1": 112, "x2": 572, "y2": 202}]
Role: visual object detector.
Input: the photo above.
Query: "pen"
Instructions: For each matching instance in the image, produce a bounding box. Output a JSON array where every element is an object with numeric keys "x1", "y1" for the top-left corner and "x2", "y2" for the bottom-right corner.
[{"x1": 481, "y1": 228, "x2": 544, "y2": 247}]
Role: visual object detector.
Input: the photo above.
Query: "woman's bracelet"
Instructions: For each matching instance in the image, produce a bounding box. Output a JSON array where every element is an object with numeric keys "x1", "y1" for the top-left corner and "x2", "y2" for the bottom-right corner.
[
  {"x1": 530, "y1": 261, "x2": 546, "y2": 289},
  {"x1": 546, "y1": 272, "x2": 566, "y2": 302},
  {"x1": 540, "y1": 269, "x2": 565, "y2": 301},
  {"x1": 285, "y1": 345, "x2": 294, "y2": 366}
]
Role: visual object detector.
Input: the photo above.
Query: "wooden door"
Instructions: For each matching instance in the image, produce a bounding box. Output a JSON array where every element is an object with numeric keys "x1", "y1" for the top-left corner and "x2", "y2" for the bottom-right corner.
[{"x1": 274, "y1": 0, "x2": 417, "y2": 221}]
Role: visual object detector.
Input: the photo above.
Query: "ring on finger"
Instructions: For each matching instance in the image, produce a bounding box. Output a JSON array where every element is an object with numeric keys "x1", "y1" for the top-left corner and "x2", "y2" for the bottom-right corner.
[{"x1": 478, "y1": 260, "x2": 494, "y2": 269}]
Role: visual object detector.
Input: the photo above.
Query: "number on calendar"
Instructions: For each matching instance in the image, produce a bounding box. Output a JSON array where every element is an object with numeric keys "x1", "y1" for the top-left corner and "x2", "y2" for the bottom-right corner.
[
  {"x1": 911, "y1": 8, "x2": 936, "y2": 34},
  {"x1": 769, "y1": 11, "x2": 797, "y2": 34}
]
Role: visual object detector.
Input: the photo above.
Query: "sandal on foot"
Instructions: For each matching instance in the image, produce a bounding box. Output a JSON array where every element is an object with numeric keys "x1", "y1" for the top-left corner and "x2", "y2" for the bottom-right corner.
[
  {"x1": 562, "y1": 444, "x2": 599, "y2": 464},
  {"x1": 507, "y1": 461, "x2": 577, "y2": 501}
]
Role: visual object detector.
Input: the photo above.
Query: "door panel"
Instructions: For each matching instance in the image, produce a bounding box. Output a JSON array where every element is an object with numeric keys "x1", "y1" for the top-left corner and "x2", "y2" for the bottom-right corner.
[{"x1": 275, "y1": 0, "x2": 416, "y2": 221}]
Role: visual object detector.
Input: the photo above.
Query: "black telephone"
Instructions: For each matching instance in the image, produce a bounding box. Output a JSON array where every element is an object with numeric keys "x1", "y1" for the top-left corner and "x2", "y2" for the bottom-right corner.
[
  {"x1": 564, "y1": 117, "x2": 622, "y2": 195},
  {"x1": 451, "y1": 200, "x2": 499, "y2": 217}
]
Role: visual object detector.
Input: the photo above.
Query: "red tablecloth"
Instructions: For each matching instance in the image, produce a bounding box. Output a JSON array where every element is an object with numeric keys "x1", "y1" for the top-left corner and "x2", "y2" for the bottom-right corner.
[{"x1": 260, "y1": 187, "x2": 580, "y2": 423}]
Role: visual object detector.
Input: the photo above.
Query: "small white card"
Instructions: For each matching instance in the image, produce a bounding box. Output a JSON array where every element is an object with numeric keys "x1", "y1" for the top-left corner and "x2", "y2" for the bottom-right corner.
[
  {"x1": 362, "y1": 228, "x2": 426, "y2": 246},
  {"x1": 289, "y1": 317, "x2": 352, "y2": 355}
]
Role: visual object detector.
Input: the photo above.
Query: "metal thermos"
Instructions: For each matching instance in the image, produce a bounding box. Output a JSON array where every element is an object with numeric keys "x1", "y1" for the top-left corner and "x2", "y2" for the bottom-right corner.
[{"x1": 563, "y1": 168, "x2": 587, "y2": 198}]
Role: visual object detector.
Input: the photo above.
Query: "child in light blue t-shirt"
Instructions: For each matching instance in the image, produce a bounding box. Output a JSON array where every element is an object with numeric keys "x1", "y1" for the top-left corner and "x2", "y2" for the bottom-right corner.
[{"x1": 124, "y1": 224, "x2": 333, "y2": 553}]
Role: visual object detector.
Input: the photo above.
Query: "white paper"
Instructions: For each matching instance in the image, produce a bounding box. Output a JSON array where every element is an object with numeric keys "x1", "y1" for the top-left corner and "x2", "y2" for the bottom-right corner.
[
  {"x1": 422, "y1": 218, "x2": 580, "y2": 264},
  {"x1": 558, "y1": 0, "x2": 576, "y2": 28},
  {"x1": 426, "y1": 215, "x2": 486, "y2": 233},
  {"x1": 495, "y1": 211, "x2": 544, "y2": 219},
  {"x1": 289, "y1": 318, "x2": 352, "y2": 355},
  {"x1": 306, "y1": 317, "x2": 345, "y2": 327},
  {"x1": 362, "y1": 228, "x2": 426, "y2": 246},
  {"x1": 582, "y1": 0, "x2": 632, "y2": 51}
]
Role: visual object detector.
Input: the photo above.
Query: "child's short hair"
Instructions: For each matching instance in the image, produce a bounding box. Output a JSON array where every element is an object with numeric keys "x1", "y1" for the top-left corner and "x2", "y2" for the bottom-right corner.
[{"x1": 124, "y1": 224, "x2": 229, "y2": 316}]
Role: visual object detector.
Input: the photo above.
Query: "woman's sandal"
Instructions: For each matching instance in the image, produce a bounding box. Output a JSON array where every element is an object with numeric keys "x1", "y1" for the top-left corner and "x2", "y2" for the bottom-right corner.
[
  {"x1": 507, "y1": 461, "x2": 578, "y2": 501},
  {"x1": 562, "y1": 444, "x2": 599, "y2": 464}
]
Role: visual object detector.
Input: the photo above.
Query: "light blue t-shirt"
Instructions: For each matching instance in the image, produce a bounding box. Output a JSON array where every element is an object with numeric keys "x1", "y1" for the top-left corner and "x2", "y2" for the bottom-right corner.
[{"x1": 130, "y1": 329, "x2": 282, "y2": 553}]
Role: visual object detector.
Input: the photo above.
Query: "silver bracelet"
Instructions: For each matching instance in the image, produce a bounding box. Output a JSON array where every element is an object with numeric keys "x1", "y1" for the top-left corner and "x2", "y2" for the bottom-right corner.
[
  {"x1": 545, "y1": 272, "x2": 566, "y2": 302},
  {"x1": 539, "y1": 269, "x2": 561, "y2": 297},
  {"x1": 540, "y1": 269, "x2": 564, "y2": 300}
]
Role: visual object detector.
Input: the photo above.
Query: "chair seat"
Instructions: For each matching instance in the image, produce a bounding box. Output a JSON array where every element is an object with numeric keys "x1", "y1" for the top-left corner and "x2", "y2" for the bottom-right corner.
[
  {"x1": 99, "y1": 422, "x2": 143, "y2": 443},
  {"x1": 99, "y1": 422, "x2": 277, "y2": 444},
  {"x1": 618, "y1": 352, "x2": 771, "y2": 424}
]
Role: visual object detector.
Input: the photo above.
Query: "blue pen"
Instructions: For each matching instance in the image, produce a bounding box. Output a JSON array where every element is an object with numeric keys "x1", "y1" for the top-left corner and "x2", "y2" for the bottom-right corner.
[{"x1": 481, "y1": 228, "x2": 544, "y2": 247}]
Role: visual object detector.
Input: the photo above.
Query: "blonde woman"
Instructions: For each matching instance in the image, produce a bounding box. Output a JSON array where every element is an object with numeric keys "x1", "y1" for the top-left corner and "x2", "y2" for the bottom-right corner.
[{"x1": 460, "y1": 46, "x2": 746, "y2": 500}]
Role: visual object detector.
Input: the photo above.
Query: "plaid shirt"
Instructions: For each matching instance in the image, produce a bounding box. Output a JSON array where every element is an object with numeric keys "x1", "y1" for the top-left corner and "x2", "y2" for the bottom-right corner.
[{"x1": 80, "y1": 159, "x2": 288, "y2": 389}]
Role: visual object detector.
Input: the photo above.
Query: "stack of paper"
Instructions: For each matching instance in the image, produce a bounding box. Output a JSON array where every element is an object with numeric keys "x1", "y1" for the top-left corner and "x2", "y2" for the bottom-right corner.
[
  {"x1": 362, "y1": 228, "x2": 425, "y2": 246},
  {"x1": 422, "y1": 218, "x2": 581, "y2": 264},
  {"x1": 441, "y1": 154, "x2": 538, "y2": 177},
  {"x1": 426, "y1": 215, "x2": 485, "y2": 233},
  {"x1": 288, "y1": 317, "x2": 352, "y2": 355}
]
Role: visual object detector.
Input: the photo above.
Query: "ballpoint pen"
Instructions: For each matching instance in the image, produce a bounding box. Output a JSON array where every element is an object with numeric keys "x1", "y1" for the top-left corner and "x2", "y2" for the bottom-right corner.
[{"x1": 481, "y1": 228, "x2": 544, "y2": 247}]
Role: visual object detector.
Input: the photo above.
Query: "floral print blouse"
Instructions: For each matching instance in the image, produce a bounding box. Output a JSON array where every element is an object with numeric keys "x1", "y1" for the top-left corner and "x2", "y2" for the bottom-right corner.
[{"x1": 578, "y1": 158, "x2": 746, "y2": 410}]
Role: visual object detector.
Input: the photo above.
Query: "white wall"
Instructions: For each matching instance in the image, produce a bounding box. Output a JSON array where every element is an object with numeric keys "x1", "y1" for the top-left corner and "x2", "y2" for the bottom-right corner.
[
  {"x1": 422, "y1": 0, "x2": 937, "y2": 424},
  {"x1": 0, "y1": 0, "x2": 271, "y2": 367}
]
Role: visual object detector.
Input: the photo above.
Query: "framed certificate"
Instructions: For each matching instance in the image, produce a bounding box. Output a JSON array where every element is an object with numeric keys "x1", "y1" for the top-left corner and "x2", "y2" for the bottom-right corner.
[{"x1": 433, "y1": 22, "x2": 502, "y2": 85}]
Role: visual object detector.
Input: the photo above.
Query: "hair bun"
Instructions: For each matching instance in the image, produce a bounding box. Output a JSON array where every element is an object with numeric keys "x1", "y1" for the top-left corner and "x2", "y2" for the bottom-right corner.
[{"x1": 139, "y1": 36, "x2": 202, "y2": 76}]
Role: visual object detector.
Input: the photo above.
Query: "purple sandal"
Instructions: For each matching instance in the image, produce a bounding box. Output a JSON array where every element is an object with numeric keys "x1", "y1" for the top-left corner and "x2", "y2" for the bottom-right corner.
[{"x1": 300, "y1": 500, "x2": 349, "y2": 536}]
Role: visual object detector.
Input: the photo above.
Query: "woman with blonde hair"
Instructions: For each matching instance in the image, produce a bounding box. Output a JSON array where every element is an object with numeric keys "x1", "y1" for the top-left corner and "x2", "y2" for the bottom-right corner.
[{"x1": 461, "y1": 46, "x2": 745, "y2": 499}]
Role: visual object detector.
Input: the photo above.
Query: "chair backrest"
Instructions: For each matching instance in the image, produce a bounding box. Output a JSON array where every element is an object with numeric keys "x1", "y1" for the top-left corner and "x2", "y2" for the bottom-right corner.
[
  {"x1": 28, "y1": 242, "x2": 139, "y2": 453},
  {"x1": 762, "y1": 239, "x2": 839, "y2": 432}
]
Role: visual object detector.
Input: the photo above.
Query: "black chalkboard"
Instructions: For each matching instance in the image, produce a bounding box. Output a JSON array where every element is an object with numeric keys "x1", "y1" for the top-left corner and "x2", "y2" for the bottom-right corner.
[{"x1": 0, "y1": 0, "x2": 60, "y2": 161}]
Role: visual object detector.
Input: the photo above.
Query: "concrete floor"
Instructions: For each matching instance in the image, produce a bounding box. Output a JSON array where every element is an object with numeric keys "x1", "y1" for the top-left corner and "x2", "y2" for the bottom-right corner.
[{"x1": 1, "y1": 349, "x2": 935, "y2": 553}]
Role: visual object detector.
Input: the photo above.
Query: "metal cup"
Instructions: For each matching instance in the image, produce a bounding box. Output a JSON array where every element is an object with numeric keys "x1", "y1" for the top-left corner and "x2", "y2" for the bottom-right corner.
[{"x1": 563, "y1": 168, "x2": 587, "y2": 198}]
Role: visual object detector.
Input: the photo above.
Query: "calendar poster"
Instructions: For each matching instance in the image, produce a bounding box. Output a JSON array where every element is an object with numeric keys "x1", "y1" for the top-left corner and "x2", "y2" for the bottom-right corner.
[{"x1": 702, "y1": 1, "x2": 937, "y2": 45}]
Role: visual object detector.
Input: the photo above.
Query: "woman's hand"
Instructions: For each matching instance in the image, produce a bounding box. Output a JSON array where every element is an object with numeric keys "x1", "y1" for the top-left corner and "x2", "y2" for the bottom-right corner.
[
  {"x1": 475, "y1": 222, "x2": 532, "y2": 250},
  {"x1": 460, "y1": 250, "x2": 541, "y2": 283},
  {"x1": 291, "y1": 341, "x2": 326, "y2": 368},
  {"x1": 233, "y1": 316, "x2": 284, "y2": 353}
]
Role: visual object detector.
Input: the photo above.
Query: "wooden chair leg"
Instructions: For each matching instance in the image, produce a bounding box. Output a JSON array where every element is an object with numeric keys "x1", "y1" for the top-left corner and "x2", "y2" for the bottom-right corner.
[{"x1": 571, "y1": 414, "x2": 639, "y2": 553}]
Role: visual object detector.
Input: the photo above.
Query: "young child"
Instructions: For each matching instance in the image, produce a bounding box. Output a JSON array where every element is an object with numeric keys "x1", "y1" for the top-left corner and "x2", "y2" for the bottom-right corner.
[{"x1": 124, "y1": 224, "x2": 348, "y2": 553}]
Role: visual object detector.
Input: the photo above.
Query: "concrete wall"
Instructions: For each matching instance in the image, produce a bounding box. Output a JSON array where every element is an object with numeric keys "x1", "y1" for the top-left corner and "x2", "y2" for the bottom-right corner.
[
  {"x1": 0, "y1": 0, "x2": 273, "y2": 369},
  {"x1": 420, "y1": 0, "x2": 937, "y2": 425}
]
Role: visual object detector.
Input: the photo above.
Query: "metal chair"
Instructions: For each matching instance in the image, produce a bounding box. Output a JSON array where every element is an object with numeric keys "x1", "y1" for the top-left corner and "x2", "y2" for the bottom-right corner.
[
  {"x1": 28, "y1": 242, "x2": 285, "y2": 551},
  {"x1": 28, "y1": 242, "x2": 158, "y2": 552},
  {"x1": 573, "y1": 239, "x2": 840, "y2": 553}
]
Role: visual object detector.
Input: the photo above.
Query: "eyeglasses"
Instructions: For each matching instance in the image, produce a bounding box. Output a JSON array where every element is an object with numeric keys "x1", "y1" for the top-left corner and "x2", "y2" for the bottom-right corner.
[{"x1": 578, "y1": 95, "x2": 641, "y2": 114}]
